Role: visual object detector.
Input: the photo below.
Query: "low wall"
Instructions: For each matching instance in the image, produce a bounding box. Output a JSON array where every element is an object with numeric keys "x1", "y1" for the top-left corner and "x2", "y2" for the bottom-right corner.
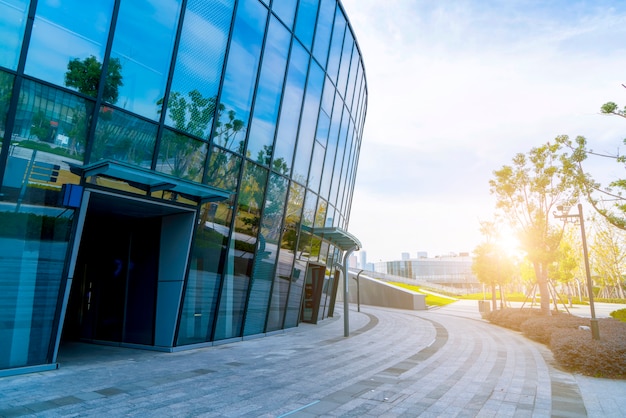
[{"x1": 337, "y1": 273, "x2": 427, "y2": 310}]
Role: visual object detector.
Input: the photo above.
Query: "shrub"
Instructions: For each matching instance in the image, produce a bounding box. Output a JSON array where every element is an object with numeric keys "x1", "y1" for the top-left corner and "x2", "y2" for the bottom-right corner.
[
  {"x1": 610, "y1": 308, "x2": 626, "y2": 322},
  {"x1": 486, "y1": 308, "x2": 626, "y2": 378}
]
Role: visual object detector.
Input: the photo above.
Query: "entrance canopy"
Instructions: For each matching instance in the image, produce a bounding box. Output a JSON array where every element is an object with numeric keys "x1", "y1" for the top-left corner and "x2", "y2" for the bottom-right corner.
[
  {"x1": 307, "y1": 226, "x2": 361, "y2": 251},
  {"x1": 69, "y1": 160, "x2": 231, "y2": 203}
]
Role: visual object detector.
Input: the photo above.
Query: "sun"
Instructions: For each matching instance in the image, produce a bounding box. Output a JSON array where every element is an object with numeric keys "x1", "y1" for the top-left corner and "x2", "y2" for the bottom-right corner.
[{"x1": 496, "y1": 229, "x2": 522, "y2": 257}]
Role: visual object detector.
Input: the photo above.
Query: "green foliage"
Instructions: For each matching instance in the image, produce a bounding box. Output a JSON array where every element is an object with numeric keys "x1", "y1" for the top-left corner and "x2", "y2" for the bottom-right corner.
[
  {"x1": 65, "y1": 55, "x2": 123, "y2": 103},
  {"x1": 610, "y1": 308, "x2": 626, "y2": 322},
  {"x1": 487, "y1": 308, "x2": 626, "y2": 378}
]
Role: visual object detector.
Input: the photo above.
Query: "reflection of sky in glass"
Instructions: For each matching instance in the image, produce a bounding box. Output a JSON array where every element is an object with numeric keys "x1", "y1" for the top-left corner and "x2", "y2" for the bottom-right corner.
[
  {"x1": 295, "y1": 0, "x2": 318, "y2": 51},
  {"x1": 329, "y1": 108, "x2": 349, "y2": 203},
  {"x1": 0, "y1": 0, "x2": 28, "y2": 70},
  {"x1": 292, "y1": 61, "x2": 324, "y2": 183},
  {"x1": 271, "y1": 0, "x2": 297, "y2": 30},
  {"x1": 312, "y1": 0, "x2": 334, "y2": 68},
  {"x1": 246, "y1": 16, "x2": 290, "y2": 164},
  {"x1": 326, "y1": 9, "x2": 345, "y2": 84},
  {"x1": 109, "y1": 0, "x2": 182, "y2": 120},
  {"x1": 308, "y1": 140, "x2": 324, "y2": 192},
  {"x1": 337, "y1": 32, "x2": 354, "y2": 98},
  {"x1": 345, "y1": 48, "x2": 360, "y2": 111},
  {"x1": 25, "y1": 0, "x2": 114, "y2": 87},
  {"x1": 217, "y1": 0, "x2": 267, "y2": 152},
  {"x1": 273, "y1": 41, "x2": 309, "y2": 174},
  {"x1": 166, "y1": 0, "x2": 234, "y2": 134}
]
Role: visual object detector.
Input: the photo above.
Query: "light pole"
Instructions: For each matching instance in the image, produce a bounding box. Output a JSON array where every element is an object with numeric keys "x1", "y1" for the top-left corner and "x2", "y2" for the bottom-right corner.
[{"x1": 554, "y1": 203, "x2": 600, "y2": 340}]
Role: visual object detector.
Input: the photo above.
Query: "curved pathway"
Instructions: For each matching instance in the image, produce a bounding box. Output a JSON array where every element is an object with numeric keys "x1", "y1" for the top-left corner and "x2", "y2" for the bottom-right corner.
[{"x1": 0, "y1": 302, "x2": 622, "y2": 417}]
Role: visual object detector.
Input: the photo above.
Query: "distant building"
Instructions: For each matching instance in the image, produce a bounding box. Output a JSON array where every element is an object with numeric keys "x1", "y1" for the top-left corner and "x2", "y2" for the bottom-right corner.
[
  {"x1": 416, "y1": 251, "x2": 428, "y2": 259},
  {"x1": 374, "y1": 253, "x2": 478, "y2": 291},
  {"x1": 401, "y1": 252, "x2": 410, "y2": 260}
]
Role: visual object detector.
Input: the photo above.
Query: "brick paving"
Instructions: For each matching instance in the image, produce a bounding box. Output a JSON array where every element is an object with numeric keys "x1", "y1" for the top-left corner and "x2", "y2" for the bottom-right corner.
[{"x1": 0, "y1": 301, "x2": 624, "y2": 417}]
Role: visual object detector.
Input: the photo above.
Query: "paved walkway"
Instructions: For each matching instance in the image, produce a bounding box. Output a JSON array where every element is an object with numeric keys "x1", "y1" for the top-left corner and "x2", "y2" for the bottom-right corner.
[{"x1": 1, "y1": 301, "x2": 625, "y2": 417}]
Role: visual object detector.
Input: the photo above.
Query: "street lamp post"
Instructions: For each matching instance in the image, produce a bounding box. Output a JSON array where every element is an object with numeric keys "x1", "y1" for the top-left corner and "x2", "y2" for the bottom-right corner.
[{"x1": 554, "y1": 203, "x2": 600, "y2": 340}]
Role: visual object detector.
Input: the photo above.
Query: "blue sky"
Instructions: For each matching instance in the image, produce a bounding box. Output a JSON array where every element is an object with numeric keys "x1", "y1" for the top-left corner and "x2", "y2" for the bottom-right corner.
[{"x1": 341, "y1": 0, "x2": 626, "y2": 262}]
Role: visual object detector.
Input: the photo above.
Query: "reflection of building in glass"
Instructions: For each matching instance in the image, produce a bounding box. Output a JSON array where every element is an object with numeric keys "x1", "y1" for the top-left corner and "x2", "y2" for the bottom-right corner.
[
  {"x1": 0, "y1": 0, "x2": 367, "y2": 376},
  {"x1": 374, "y1": 254, "x2": 479, "y2": 291}
]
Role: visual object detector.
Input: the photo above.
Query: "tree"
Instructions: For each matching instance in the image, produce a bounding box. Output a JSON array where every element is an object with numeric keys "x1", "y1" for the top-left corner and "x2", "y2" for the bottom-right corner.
[
  {"x1": 65, "y1": 55, "x2": 123, "y2": 103},
  {"x1": 589, "y1": 216, "x2": 626, "y2": 299},
  {"x1": 472, "y1": 221, "x2": 517, "y2": 310},
  {"x1": 489, "y1": 142, "x2": 578, "y2": 314}
]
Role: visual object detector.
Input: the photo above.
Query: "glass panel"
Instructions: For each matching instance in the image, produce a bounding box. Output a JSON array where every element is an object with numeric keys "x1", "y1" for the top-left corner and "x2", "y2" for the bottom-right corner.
[
  {"x1": 295, "y1": 0, "x2": 319, "y2": 51},
  {"x1": 177, "y1": 199, "x2": 232, "y2": 345},
  {"x1": 314, "y1": 198, "x2": 327, "y2": 228},
  {"x1": 214, "y1": 161, "x2": 267, "y2": 340},
  {"x1": 25, "y1": 0, "x2": 115, "y2": 89},
  {"x1": 266, "y1": 181, "x2": 303, "y2": 331},
  {"x1": 156, "y1": 129, "x2": 207, "y2": 181},
  {"x1": 247, "y1": 16, "x2": 290, "y2": 166},
  {"x1": 243, "y1": 172, "x2": 288, "y2": 335},
  {"x1": 345, "y1": 50, "x2": 360, "y2": 111},
  {"x1": 216, "y1": 0, "x2": 267, "y2": 153},
  {"x1": 12, "y1": 79, "x2": 92, "y2": 164},
  {"x1": 272, "y1": 0, "x2": 297, "y2": 30},
  {"x1": 283, "y1": 256, "x2": 305, "y2": 328},
  {"x1": 319, "y1": 91, "x2": 341, "y2": 199},
  {"x1": 272, "y1": 41, "x2": 308, "y2": 176},
  {"x1": 307, "y1": 140, "x2": 324, "y2": 192},
  {"x1": 165, "y1": 0, "x2": 235, "y2": 139},
  {"x1": 91, "y1": 107, "x2": 156, "y2": 166},
  {"x1": 312, "y1": 0, "x2": 334, "y2": 68},
  {"x1": 325, "y1": 8, "x2": 345, "y2": 84},
  {"x1": 292, "y1": 61, "x2": 324, "y2": 184},
  {"x1": 1, "y1": 71, "x2": 15, "y2": 139},
  {"x1": 205, "y1": 147, "x2": 241, "y2": 193},
  {"x1": 337, "y1": 31, "x2": 354, "y2": 98},
  {"x1": 0, "y1": 0, "x2": 28, "y2": 70},
  {"x1": 329, "y1": 108, "x2": 349, "y2": 205},
  {"x1": 1, "y1": 82, "x2": 78, "y2": 369},
  {"x1": 108, "y1": 0, "x2": 182, "y2": 120}
]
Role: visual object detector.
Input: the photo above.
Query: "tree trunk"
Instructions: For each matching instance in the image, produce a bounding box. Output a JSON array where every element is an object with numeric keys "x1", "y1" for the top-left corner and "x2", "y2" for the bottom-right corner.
[
  {"x1": 534, "y1": 262, "x2": 551, "y2": 315},
  {"x1": 491, "y1": 283, "x2": 497, "y2": 311}
]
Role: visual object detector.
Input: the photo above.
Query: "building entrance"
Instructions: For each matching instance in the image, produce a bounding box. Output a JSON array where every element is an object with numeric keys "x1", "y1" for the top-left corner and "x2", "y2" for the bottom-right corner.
[{"x1": 62, "y1": 191, "x2": 196, "y2": 348}]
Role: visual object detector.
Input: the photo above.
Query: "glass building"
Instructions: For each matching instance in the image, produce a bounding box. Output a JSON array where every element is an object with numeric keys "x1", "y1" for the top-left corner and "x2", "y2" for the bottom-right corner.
[{"x1": 0, "y1": 0, "x2": 367, "y2": 376}]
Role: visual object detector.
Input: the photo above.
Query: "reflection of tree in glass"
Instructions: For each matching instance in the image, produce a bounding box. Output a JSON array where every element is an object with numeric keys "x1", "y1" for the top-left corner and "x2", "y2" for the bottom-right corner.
[
  {"x1": 64, "y1": 55, "x2": 123, "y2": 156},
  {"x1": 0, "y1": 71, "x2": 13, "y2": 132},
  {"x1": 30, "y1": 110, "x2": 54, "y2": 142},
  {"x1": 65, "y1": 55, "x2": 123, "y2": 102},
  {"x1": 256, "y1": 145, "x2": 289, "y2": 175},
  {"x1": 215, "y1": 109, "x2": 245, "y2": 153}
]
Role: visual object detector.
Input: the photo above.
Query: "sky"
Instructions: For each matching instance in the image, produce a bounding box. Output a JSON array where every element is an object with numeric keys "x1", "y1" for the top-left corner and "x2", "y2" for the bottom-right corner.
[{"x1": 340, "y1": 0, "x2": 626, "y2": 263}]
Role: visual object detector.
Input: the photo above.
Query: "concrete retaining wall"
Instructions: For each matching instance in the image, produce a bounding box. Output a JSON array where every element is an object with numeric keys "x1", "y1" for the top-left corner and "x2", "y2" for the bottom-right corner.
[{"x1": 337, "y1": 273, "x2": 427, "y2": 310}]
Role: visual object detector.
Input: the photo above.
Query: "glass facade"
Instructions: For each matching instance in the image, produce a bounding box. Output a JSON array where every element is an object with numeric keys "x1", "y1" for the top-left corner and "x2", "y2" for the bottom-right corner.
[{"x1": 0, "y1": 0, "x2": 366, "y2": 375}]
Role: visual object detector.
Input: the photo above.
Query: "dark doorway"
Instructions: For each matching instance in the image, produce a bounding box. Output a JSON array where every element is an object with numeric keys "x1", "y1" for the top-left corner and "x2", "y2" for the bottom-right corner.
[{"x1": 64, "y1": 194, "x2": 163, "y2": 346}]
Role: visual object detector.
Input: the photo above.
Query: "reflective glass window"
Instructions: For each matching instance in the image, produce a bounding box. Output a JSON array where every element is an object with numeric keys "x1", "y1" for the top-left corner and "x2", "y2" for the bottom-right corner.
[
  {"x1": 319, "y1": 91, "x2": 342, "y2": 199},
  {"x1": 314, "y1": 198, "x2": 327, "y2": 228},
  {"x1": 292, "y1": 61, "x2": 324, "y2": 184},
  {"x1": 295, "y1": 0, "x2": 319, "y2": 51},
  {"x1": 165, "y1": 0, "x2": 235, "y2": 139},
  {"x1": 325, "y1": 8, "x2": 345, "y2": 84},
  {"x1": 216, "y1": 0, "x2": 267, "y2": 153},
  {"x1": 246, "y1": 16, "x2": 290, "y2": 166},
  {"x1": 0, "y1": 71, "x2": 15, "y2": 139},
  {"x1": 91, "y1": 107, "x2": 157, "y2": 167},
  {"x1": 205, "y1": 146, "x2": 241, "y2": 193},
  {"x1": 272, "y1": 41, "x2": 309, "y2": 176},
  {"x1": 0, "y1": 0, "x2": 28, "y2": 70},
  {"x1": 25, "y1": 0, "x2": 114, "y2": 89},
  {"x1": 312, "y1": 0, "x2": 334, "y2": 68},
  {"x1": 177, "y1": 199, "x2": 232, "y2": 345},
  {"x1": 271, "y1": 0, "x2": 297, "y2": 30},
  {"x1": 337, "y1": 31, "x2": 354, "y2": 98},
  {"x1": 214, "y1": 161, "x2": 267, "y2": 340},
  {"x1": 266, "y1": 181, "x2": 303, "y2": 331},
  {"x1": 156, "y1": 129, "x2": 207, "y2": 181},
  {"x1": 243, "y1": 172, "x2": 288, "y2": 335},
  {"x1": 307, "y1": 140, "x2": 324, "y2": 193},
  {"x1": 329, "y1": 108, "x2": 349, "y2": 205},
  {"x1": 11, "y1": 79, "x2": 92, "y2": 164},
  {"x1": 345, "y1": 50, "x2": 360, "y2": 111},
  {"x1": 108, "y1": 0, "x2": 182, "y2": 120}
]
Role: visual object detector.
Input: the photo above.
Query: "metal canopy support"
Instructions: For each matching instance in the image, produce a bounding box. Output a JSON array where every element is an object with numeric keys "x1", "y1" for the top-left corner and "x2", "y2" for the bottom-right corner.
[{"x1": 310, "y1": 227, "x2": 362, "y2": 337}]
